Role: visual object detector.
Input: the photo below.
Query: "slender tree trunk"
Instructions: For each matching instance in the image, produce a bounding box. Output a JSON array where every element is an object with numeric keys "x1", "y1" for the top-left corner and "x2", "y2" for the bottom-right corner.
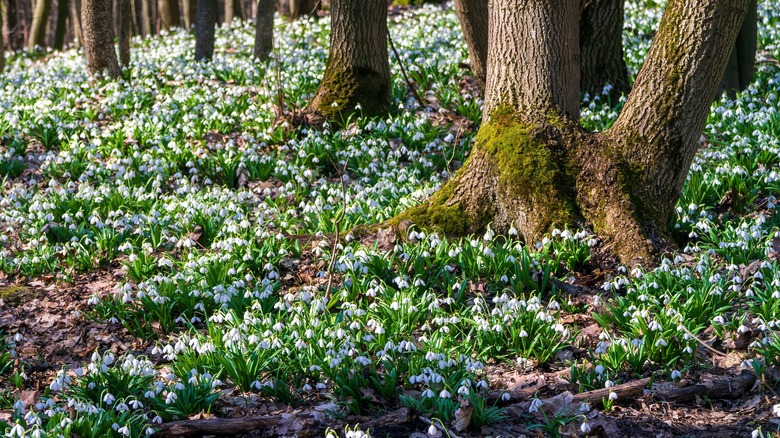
[
  {"x1": 158, "y1": 0, "x2": 180, "y2": 30},
  {"x1": 305, "y1": 0, "x2": 390, "y2": 122},
  {"x1": 0, "y1": 16, "x2": 4, "y2": 73},
  {"x1": 277, "y1": 0, "x2": 317, "y2": 19},
  {"x1": 385, "y1": 0, "x2": 750, "y2": 266},
  {"x1": 182, "y1": 0, "x2": 195, "y2": 29},
  {"x1": 580, "y1": 0, "x2": 629, "y2": 97},
  {"x1": 225, "y1": 0, "x2": 241, "y2": 22},
  {"x1": 140, "y1": 0, "x2": 151, "y2": 35},
  {"x1": 53, "y1": 0, "x2": 68, "y2": 49},
  {"x1": 194, "y1": 0, "x2": 217, "y2": 60},
  {"x1": 118, "y1": 0, "x2": 130, "y2": 65},
  {"x1": 28, "y1": 0, "x2": 53, "y2": 48},
  {"x1": 719, "y1": 0, "x2": 757, "y2": 96},
  {"x1": 253, "y1": 0, "x2": 273, "y2": 61},
  {"x1": 82, "y1": 0, "x2": 121, "y2": 77},
  {"x1": 453, "y1": 0, "x2": 487, "y2": 89},
  {"x1": 69, "y1": 0, "x2": 81, "y2": 46}
]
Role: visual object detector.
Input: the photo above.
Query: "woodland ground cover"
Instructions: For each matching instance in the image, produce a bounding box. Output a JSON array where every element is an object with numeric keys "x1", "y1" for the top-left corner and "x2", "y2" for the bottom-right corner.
[{"x1": 1, "y1": 2, "x2": 780, "y2": 437}]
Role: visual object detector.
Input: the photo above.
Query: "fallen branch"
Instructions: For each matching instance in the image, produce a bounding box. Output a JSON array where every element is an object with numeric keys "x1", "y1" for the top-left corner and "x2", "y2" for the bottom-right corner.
[
  {"x1": 652, "y1": 370, "x2": 756, "y2": 403},
  {"x1": 152, "y1": 413, "x2": 321, "y2": 437},
  {"x1": 571, "y1": 377, "x2": 651, "y2": 408}
]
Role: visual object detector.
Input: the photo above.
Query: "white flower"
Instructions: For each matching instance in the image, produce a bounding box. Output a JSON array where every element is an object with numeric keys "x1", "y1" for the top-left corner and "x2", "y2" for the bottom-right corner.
[
  {"x1": 529, "y1": 397, "x2": 542, "y2": 413},
  {"x1": 428, "y1": 424, "x2": 438, "y2": 436},
  {"x1": 580, "y1": 421, "x2": 591, "y2": 433}
]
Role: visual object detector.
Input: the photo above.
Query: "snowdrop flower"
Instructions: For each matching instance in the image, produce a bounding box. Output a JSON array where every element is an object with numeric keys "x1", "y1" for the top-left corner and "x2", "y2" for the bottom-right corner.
[
  {"x1": 580, "y1": 421, "x2": 591, "y2": 433},
  {"x1": 428, "y1": 423, "x2": 439, "y2": 436},
  {"x1": 529, "y1": 397, "x2": 542, "y2": 413}
]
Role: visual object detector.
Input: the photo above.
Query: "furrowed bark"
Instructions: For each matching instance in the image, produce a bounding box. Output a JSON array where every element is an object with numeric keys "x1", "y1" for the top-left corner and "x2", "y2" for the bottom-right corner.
[
  {"x1": 607, "y1": 0, "x2": 751, "y2": 233},
  {"x1": 81, "y1": 0, "x2": 121, "y2": 78},
  {"x1": 194, "y1": 0, "x2": 217, "y2": 60},
  {"x1": 305, "y1": 0, "x2": 390, "y2": 121},
  {"x1": 453, "y1": 0, "x2": 488, "y2": 88},
  {"x1": 253, "y1": 0, "x2": 273, "y2": 61},
  {"x1": 580, "y1": 0, "x2": 629, "y2": 97}
]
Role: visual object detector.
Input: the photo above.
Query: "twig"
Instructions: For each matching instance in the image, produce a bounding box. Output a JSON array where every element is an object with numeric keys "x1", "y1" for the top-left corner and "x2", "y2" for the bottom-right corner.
[
  {"x1": 679, "y1": 324, "x2": 728, "y2": 358},
  {"x1": 418, "y1": 416, "x2": 460, "y2": 438},
  {"x1": 387, "y1": 31, "x2": 426, "y2": 109}
]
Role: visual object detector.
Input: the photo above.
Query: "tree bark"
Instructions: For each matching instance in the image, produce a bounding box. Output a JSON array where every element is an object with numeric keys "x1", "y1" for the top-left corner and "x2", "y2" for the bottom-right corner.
[
  {"x1": 53, "y1": 0, "x2": 68, "y2": 49},
  {"x1": 253, "y1": 0, "x2": 273, "y2": 61},
  {"x1": 182, "y1": 0, "x2": 196, "y2": 29},
  {"x1": 453, "y1": 0, "x2": 487, "y2": 89},
  {"x1": 158, "y1": 0, "x2": 180, "y2": 30},
  {"x1": 305, "y1": 0, "x2": 390, "y2": 122},
  {"x1": 118, "y1": 0, "x2": 130, "y2": 66},
  {"x1": 718, "y1": 0, "x2": 757, "y2": 97},
  {"x1": 28, "y1": 0, "x2": 53, "y2": 48},
  {"x1": 140, "y1": 0, "x2": 152, "y2": 35},
  {"x1": 81, "y1": 0, "x2": 121, "y2": 78},
  {"x1": 580, "y1": 0, "x2": 629, "y2": 98},
  {"x1": 383, "y1": 0, "x2": 750, "y2": 265},
  {"x1": 194, "y1": 0, "x2": 217, "y2": 60},
  {"x1": 0, "y1": 16, "x2": 4, "y2": 73}
]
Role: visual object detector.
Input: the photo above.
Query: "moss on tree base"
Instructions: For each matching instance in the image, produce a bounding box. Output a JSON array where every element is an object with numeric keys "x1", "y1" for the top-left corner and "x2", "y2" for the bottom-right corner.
[{"x1": 307, "y1": 65, "x2": 390, "y2": 122}]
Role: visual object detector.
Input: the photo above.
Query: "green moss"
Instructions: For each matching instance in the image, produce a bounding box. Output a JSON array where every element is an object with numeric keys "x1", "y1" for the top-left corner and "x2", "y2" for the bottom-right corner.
[
  {"x1": 477, "y1": 106, "x2": 578, "y2": 235},
  {"x1": 313, "y1": 65, "x2": 390, "y2": 120},
  {"x1": 389, "y1": 176, "x2": 473, "y2": 236},
  {"x1": 0, "y1": 285, "x2": 34, "y2": 307}
]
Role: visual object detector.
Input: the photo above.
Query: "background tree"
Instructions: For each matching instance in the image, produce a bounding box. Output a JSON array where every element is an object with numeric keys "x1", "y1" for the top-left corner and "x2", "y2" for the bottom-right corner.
[
  {"x1": 81, "y1": 0, "x2": 120, "y2": 77},
  {"x1": 0, "y1": 13, "x2": 4, "y2": 73},
  {"x1": 28, "y1": 0, "x2": 53, "y2": 48},
  {"x1": 277, "y1": 0, "x2": 318, "y2": 19},
  {"x1": 720, "y1": 0, "x2": 758, "y2": 96},
  {"x1": 253, "y1": 0, "x2": 273, "y2": 61},
  {"x1": 225, "y1": 0, "x2": 243, "y2": 22},
  {"x1": 140, "y1": 0, "x2": 151, "y2": 35},
  {"x1": 53, "y1": 0, "x2": 69, "y2": 50},
  {"x1": 69, "y1": 0, "x2": 82, "y2": 45},
  {"x1": 118, "y1": 0, "x2": 130, "y2": 66},
  {"x1": 195, "y1": 0, "x2": 217, "y2": 60},
  {"x1": 580, "y1": 0, "x2": 629, "y2": 97},
  {"x1": 182, "y1": 0, "x2": 196, "y2": 29},
  {"x1": 305, "y1": 0, "x2": 390, "y2": 122},
  {"x1": 453, "y1": 0, "x2": 487, "y2": 89},
  {"x1": 387, "y1": 0, "x2": 750, "y2": 265},
  {"x1": 158, "y1": 0, "x2": 180, "y2": 30}
]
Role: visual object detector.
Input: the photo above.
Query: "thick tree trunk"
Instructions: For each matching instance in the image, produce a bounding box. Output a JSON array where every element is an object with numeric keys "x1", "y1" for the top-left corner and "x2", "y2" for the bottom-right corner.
[
  {"x1": 140, "y1": 0, "x2": 152, "y2": 35},
  {"x1": 182, "y1": 0, "x2": 196, "y2": 29},
  {"x1": 305, "y1": 0, "x2": 390, "y2": 122},
  {"x1": 253, "y1": 0, "x2": 273, "y2": 61},
  {"x1": 453, "y1": 0, "x2": 487, "y2": 89},
  {"x1": 53, "y1": 0, "x2": 68, "y2": 49},
  {"x1": 158, "y1": 0, "x2": 180, "y2": 30},
  {"x1": 386, "y1": 0, "x2": 750, "y2": 265},
  {"x1": 81, "y1": 0, "x2": 121, "y2": 78},
  {"x1": 28, "y1": 0, "x2": 53, "y2": 48},
  {"x1": 580, "y1": 0, "x2": 629, "y2": 97},
  {"x1": 118, "y1": 0, "x2": 130, "y2": 66},
  {"x1": 194, "y1": 0, "x2": 217, "y2": 60},
  {"x1": 69, "y1": 0, "x2": 81, "y2": 46},
  {"x1": 719, "y1": 0, "x2": 757, "y2": 96}
]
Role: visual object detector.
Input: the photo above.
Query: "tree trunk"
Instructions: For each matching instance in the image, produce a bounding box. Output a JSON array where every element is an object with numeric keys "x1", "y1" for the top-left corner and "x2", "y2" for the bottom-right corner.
[
  {"x1": 68, "y1": 0, "x2": 81, "y2": 46},
  {"x1": 158, "y1": 0, "x2": 180, "y2": 30},
  {"x1": 225, "y1": 0, "x2": 242, "y2": 22},
  {"x1": 182, "y1": 0, "x2": 196, "y2": 29},
  {"x1": 385, "y1": 0, "x2": 750, "y2": 266},
  {"x1": 140, "y1": 0, "x2": 152, "y2": 35},
  {"x1": 253, "y1": 0, "x2": 273, "y2": 61},
  {"x1": 28, "y1": 0, "x2": 53, "y2": 48},
  {"x1": 718, "y1": 0, "x2": 757, "y2": 97},
  {"x1": 81, "y1": 0, "x2": 121, "y2": 77},
  {"x1": 277, "y1": 0, "x2": 317, "y2": 19},
  {"x1": 118, "y1": 0, "x2": 130, "y2": 66},
  {"x1": 0, "y1": 17, "x2": 4, "y2": 73},
  {"x1": 194, "y1": 0, "x2": 217, "y2": 60},
  {"x1": 305, "y1": 0, "x2": 390, "y2": 122},
  {"x1": 580, "y1": 0, "x2": 629, "y2": 98},
  {"x1": 453, "y1": 0, "x2": 488, "y2": 89},
  {"x1": 53, "y1": 0, "x2": 68, "y2": 49}
]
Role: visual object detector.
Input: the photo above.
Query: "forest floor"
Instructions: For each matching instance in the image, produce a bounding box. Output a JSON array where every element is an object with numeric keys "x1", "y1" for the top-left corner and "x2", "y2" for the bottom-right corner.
[{"x1": 3, "y1": 1, "x2": 780, "y2": 437}]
